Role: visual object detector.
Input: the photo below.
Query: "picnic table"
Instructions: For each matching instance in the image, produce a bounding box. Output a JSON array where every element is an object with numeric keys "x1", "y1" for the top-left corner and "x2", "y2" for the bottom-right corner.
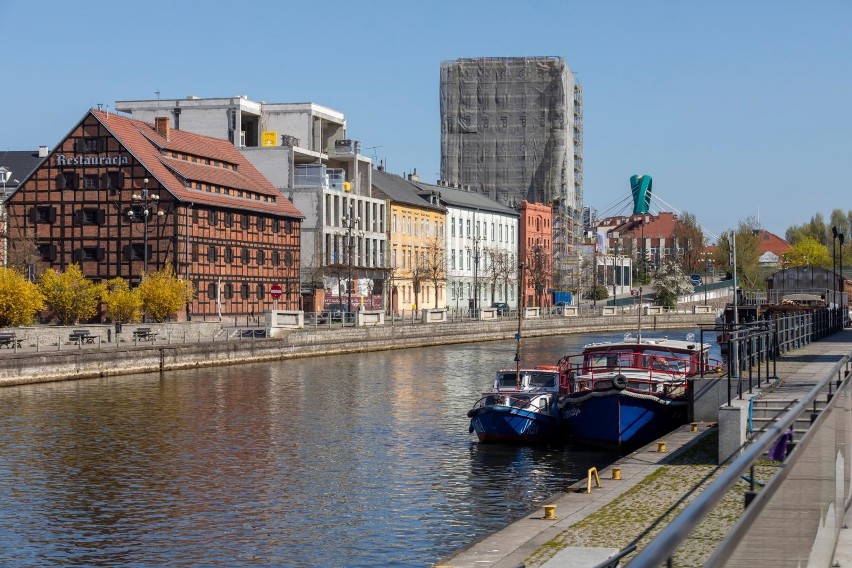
[
  {"x1": 133, "y1": 327, "x2": 157, "y2": 341},
  {"x1": 0, "y1": 332, "x2": 22, "y2": 349},
  {"x1": 69, "y1": 329, "x2": 96, "y2": 345}
]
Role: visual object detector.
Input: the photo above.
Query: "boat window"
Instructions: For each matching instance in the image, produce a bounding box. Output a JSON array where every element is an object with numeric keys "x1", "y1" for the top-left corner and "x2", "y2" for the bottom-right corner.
[
  {"x1": 496, "y1": 374, "x2": 517, "y2": 388},
  {"x1": 528, "y1": 373, "x2": 556, "y2": 388}
]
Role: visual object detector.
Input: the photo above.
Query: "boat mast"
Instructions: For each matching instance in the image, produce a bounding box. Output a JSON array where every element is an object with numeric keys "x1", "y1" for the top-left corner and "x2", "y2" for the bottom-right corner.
[
  {"x1": 515, "y1": 262, "x2": 527, "y2": 389},
  {"x1": 637, "y1": 286, "x2": 643, "y2": 343}
]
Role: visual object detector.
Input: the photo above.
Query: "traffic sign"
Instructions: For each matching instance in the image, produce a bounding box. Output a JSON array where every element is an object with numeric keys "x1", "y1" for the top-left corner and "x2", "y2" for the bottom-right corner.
[{"x1": 270, "y1": 284, "x2": 282, "y2": 299}]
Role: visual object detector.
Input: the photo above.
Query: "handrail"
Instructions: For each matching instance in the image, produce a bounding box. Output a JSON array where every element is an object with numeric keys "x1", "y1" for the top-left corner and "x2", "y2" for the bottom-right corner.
[{"x1": 627, "y1": 354, "x2": 850, "y2": 568}]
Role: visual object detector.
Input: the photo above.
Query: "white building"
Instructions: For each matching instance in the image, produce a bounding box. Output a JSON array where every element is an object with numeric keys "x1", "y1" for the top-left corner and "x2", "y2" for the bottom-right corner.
[
  {"x1": 407, "y1": 176, "x2": 520, "y2": 310},
  {"x1": 116, "y1": 96, "x2": 387, "y2": 308}
]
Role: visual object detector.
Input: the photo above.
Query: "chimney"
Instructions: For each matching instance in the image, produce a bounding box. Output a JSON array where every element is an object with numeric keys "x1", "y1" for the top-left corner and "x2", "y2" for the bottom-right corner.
[
  {"x1": 377, "y1": 160, "x2": 384, "y2": 172},
  {"x1": 38, "y1": 146, "x2": 49, "y2": 158},
  {"x1": 154, "y1": 116, "x2": 170, "y2": 140},
  {"x1": 407, "y1": 168, "x2": 420, "y2": 182}
]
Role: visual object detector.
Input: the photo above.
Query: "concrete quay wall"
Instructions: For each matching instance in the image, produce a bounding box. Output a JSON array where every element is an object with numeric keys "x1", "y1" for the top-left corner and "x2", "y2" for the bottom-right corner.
[{"x1": 0, "y1": 313, "x2": 714, "y2": 387}]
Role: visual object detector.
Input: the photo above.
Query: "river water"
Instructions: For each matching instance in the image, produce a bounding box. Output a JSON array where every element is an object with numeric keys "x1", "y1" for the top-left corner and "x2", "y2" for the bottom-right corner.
[{"x1": 0, "y1": 328, "x2": 716, "y2": 567}]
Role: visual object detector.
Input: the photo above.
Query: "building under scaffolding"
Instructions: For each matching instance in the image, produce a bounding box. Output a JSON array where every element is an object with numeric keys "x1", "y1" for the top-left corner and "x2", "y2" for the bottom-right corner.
[{"x1": 439, "y1": 56, "x2": 583, "y2": 289}]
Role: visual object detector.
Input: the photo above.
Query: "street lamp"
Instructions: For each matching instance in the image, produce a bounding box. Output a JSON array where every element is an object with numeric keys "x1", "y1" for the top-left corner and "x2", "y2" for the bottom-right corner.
[
  {"x1": 127, "y1": 178, "x2": 163, "y2": 274},
  {"x1": 466, "y1": 234, "x2": 481, "y2": 317},
  {"x1": 832, "y1": 226, "x2": 838, "y2": 316},
  {"x1": 840, "y1": 232, "x2": 846, "y2": 326},
  {"x1": 611, "y1": 232, "x2": 619, "y2": 308},
  {"x1": 342, "y1": 205, "x2": 361, "y2": 316}
]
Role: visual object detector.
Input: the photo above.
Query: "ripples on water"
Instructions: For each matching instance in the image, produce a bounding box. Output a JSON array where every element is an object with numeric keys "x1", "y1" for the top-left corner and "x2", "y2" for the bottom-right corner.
[{"x1": 0, "y1": 329, "x2": 717, "y2": 566}]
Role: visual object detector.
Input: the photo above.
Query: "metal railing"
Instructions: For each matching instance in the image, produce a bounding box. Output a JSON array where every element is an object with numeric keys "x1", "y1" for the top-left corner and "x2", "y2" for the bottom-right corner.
[{"x1": 626, "y1": 355, "x2": 851, "y2": 567}]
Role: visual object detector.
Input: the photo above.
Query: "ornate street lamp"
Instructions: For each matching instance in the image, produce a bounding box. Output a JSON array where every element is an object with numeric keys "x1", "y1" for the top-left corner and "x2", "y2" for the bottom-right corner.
[
  {"x1": 127, "y1": 178, "x2": 163, "y2": 274},
  {"x1": 341, "y1": 204, "x2": 361, "y2": 317}
]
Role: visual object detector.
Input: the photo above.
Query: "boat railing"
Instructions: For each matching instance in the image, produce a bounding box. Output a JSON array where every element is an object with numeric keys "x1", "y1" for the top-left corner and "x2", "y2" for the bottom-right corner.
[{"x1": 470, "y1": 393, "x2": 552, "y2": 412}]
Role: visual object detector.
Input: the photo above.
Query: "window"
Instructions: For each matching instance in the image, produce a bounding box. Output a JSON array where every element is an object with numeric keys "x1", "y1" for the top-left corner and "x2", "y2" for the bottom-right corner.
[
  {"x1": 127, "y1": 244, "x2": 146, "y2": 260},
  {"x1": 208, "y1": 210, "x2": 218, "y2": 226},
  {"x1": 225, "y1": 246, "x2": 233, "y2": 263},
  {"x1": 272, "y1": 219, "x2": 280, "y2": 233},
  {"x1": 83, "y1": 174, "x2": 99, "y2": 189},
  {"x1": 257, "y1": 283, "x2": 265, "y2": 299},
  {"x1": 224, "y1": 212, "x2": 233, "y2": 228},
  {"x1": 192, "y1": 243, "x2": 199, "y2": 262},
  {"x1": 56, "y1": 172, "x2": 79, "y2": 189},
  {"x1": 451, "y1": 249, "x2": 456, "y2": 270},
  {"x1": 224, "y1": 283, "x2": 233, "y2": 299},
  {"x1": 193, "y1": 208, "x2": 199, "y2": 223},
  {"x1": 32, "y1": 206, "x2": 56, "y2": 223},
  {"x1": 271, "y1": 250, "x2": 280, "y2": 266},
  {"x1": 285, "y1": 251, "x2": 293, "y2": 267},
  {"x1": 466, "y1": 219, "x2": 471, "y2": 237},
  {"x1": 79, "y1": 137, "x2": 104, "y2": 153},
  {"x1": 79, "y1": 208, "x2": 104, "y2": 225},
  {"x1": 285, "y1": 220, "x2": 293, "y2": 234},
  {"x1": 208, "y1": 245, "x2": 218, "y2": 262},
  {"x1": 80, "y1": 247, "x2": 101, "y2": 261},
  {"x1": 102, "y1": 171, "x2": 124, "y2": 190},
  {"x1": 257, "y1": 217, "x2": 266, "y2": 231},
  {"x1": 38, "y1": 244, "x2": 57, "y2": 261},
  {"x1": 242, "y1": 248, "x2": 250, "y2": 264},
  {"x1": 241, "y1": 283, "x2": 250, "y2": 300},
  {"x1": 241, "y1": 214, "x2": 250, "y2": 229},
  {"x1": 257, "y1": 249, "x2": 265, "y2": 265},
  {"x1": 207, "y1": 282, "x2": 216, "y2": 299}
]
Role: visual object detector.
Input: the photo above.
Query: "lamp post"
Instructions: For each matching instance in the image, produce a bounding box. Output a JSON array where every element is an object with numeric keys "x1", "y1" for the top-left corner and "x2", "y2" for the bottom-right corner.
[
  {"x1": 832, "y1": 226, "x2": 838, "y2": 319},
  {"x1": 127, "y1": 178, "x2": 163, "y2": 274},
  {"x1": 342, "y1": 204, "x2": 361, "y2": 315},
  {"x1": 611, "y1": 232, "x2": 619, "y2": 308},
  {"x1": 467, "y1": 226, "x2": 481, "y2": 317},
  {"x1": 840, "y1": 232, "x2": 845, "y2": 327}
]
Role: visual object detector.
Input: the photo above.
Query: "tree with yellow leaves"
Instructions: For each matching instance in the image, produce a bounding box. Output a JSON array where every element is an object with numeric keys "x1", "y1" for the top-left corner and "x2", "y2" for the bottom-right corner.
[
  {"x1": 39, "y1": 264, "x2": 104, "y2": 325},
  {"x1": 104, "y1": 277, "x2": 142, "y2": 323},
  {"x1": 0, "y1": 267, "x2": 46, "y2": 327},
  {"x1": 138, "y1": 263, "x2": 194, "y2": 322}
]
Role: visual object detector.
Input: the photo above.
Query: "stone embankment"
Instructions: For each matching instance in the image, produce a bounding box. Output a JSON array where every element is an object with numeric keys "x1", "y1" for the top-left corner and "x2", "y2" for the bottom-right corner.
[{"x1": 0, "y1": 312, "x2": 716, "y2": 386}]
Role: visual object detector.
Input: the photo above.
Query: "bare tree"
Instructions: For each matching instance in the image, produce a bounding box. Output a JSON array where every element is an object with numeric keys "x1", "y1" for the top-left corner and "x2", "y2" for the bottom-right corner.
[
  {"x1": 526, "y1": 244, "x2": 550, "y2": 307},
  {"x1": 3, "y1": 227, "x2": 45, "y2": 279},
  {"x1": 672, "y1": 212, "x2": 705, "y2": 274},
  {"x1": 420, "y1": 236, "x2": 447, "y2": 308},
  {"x1": 482, "y1": 246, "x2": 503, "y2": 305}
]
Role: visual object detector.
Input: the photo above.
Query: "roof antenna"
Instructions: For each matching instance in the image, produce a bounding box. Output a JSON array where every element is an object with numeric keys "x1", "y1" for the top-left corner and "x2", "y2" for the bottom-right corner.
[
  {"x1": 155, "y1": 90, "x2": 161, "y2": 107},
  {"x1": 97, "y1": 103, "x2": 103, "y2": 111}
]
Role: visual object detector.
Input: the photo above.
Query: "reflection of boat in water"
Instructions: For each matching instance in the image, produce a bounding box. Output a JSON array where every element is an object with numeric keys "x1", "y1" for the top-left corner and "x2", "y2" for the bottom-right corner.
[
  {"x1": 558, "y1": 334, "x2": 720, "y2": 449},
  {"x1": 467, "y1": 366, "x2": 567, "y2": 444}
]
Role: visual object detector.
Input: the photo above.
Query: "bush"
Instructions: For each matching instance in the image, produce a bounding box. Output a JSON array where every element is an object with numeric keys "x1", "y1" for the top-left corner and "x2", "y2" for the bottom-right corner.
[
  {"x1": 0, "y1": 267, "x2": 45, "y2": 327},
  {"x1": 40, "y1": 264, "x2": 104, "y2": 325}
]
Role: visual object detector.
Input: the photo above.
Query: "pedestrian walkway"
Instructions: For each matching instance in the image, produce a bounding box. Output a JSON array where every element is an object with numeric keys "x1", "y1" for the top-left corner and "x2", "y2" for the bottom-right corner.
[{"x1": 437, "y1": 329, "x2": 852, "y2": 568}]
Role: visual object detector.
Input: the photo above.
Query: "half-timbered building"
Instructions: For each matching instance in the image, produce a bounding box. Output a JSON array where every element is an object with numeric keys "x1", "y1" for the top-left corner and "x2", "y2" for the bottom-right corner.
[{"x1": 5, "y1": 109, "x2": 303, "y2": 319}]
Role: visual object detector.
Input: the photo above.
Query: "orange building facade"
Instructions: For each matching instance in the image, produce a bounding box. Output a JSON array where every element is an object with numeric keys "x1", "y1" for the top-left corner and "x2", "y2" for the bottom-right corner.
[{"x1": 519, "y1": 200, "x2": 552, "y2": 307}]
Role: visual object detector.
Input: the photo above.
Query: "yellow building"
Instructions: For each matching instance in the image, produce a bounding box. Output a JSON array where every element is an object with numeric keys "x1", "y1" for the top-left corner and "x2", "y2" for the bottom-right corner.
[{"x1": 372, "y1": 168, "x2": 447, "y2": 314}]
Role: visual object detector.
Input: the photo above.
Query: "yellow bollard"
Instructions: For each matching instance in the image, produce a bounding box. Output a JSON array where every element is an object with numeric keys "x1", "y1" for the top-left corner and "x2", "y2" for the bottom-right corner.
[
  {"x1": 612, "y1": 467, "x2": 622, "y2": 480},
  {"x1": 543, "y1": 505, "x2": 557, "y2": 520},
  {"x1": 691, "y1": 423, "x2": 699, "y2": 432},
  {"x1": 657, "y1": 441, "x2": 667, "y2": 452}
]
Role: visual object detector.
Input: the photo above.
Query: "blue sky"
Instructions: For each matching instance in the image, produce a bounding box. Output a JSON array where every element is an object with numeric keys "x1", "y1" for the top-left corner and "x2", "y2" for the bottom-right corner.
[{"x1": 2, "y1": 0, "x2": 850, "y2": 241}]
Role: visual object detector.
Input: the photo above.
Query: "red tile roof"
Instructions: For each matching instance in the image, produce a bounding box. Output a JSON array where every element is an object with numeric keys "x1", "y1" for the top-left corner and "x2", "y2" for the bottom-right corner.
[{"x1": 91, "y1": 110, "x2": 303, "y2": 219}]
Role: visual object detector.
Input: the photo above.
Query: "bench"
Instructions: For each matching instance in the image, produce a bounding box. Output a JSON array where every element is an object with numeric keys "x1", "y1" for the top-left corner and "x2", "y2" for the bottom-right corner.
[
  {"x1": 0, "y1": 332, "x2": 22, "y2": 349},
  {"x1": 69, "y1": 329, "x2": 95, "y2": 345},
  {"x1": 133, "y1": 327, "x2": 157, "y2": 341}
]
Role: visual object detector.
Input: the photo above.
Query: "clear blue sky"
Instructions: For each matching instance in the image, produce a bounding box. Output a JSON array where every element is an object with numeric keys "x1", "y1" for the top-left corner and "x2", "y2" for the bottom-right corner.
[{"x1": 2, "y1": 0, "x2": 850, "y2": 242}]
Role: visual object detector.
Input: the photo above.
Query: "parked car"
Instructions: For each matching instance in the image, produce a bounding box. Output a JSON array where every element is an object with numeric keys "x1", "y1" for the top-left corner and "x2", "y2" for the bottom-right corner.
[
  {"x1": 491, "y1": 302, "x2": 510, "y2": 316},
  {"x1": 325, "y1": 303, "x2": 353, "y2": 322},
  {"x1": 690, "y1": 274, "x2": 703, "y2": 286},
  {"x1": 305, "y1": 311, "x2": 328, "y2": 325}
]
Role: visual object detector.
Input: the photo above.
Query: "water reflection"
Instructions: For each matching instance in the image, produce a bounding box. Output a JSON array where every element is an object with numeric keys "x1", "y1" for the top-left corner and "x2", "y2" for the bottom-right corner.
[{"x1": 0, "y1": 328, "x2": 714, "y2": 567}]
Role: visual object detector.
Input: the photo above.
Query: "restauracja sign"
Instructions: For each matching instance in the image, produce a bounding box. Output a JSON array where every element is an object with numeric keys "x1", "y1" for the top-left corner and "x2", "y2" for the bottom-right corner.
[{"x1": 55, "y1": 154, "x2": 129, "y2": 166}]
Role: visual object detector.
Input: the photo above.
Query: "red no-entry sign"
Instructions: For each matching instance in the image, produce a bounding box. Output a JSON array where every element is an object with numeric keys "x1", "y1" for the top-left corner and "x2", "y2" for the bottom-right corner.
[{"x1": 270, "y1": 284, "x2": 282, "y2": 299}]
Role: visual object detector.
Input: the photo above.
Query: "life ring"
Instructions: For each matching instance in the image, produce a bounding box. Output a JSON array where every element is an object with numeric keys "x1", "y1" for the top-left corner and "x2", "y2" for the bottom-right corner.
[{"x1": 612, "y1": 374, "x2": 628, "y2": 390}]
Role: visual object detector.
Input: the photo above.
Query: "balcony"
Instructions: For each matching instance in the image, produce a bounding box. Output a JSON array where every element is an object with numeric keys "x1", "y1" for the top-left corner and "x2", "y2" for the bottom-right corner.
[
  {"x1": 294, "y1": 164, "x2": 346, "y2": 190},
  {"x1": 328, "y1": 139, "x2": 360, "y2": 157}
]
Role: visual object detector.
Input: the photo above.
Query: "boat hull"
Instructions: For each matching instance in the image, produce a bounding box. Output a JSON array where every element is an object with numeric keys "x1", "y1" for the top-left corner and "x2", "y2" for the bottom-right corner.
[
  {"x1": 469, "y1": 406, "x2": 562, "y2": 444},
  {"x1": 564, "y1": 390, "x2": 687, "y2": 449}
]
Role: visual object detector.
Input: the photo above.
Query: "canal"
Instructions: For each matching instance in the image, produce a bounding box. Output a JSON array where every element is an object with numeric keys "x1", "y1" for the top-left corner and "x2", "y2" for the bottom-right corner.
[{"x1": 0, "y1": 328, "x2": 715, "y2": 567}]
